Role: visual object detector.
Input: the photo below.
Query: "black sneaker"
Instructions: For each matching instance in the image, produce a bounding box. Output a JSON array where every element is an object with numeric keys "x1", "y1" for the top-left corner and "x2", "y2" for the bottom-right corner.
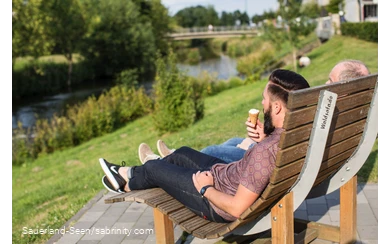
[
  {"x1": 101, "y1": 176, "x2": 125, "y2": 194},
  {"x1": 99, "y1": 158, "x2": 127, "y2": 191}
]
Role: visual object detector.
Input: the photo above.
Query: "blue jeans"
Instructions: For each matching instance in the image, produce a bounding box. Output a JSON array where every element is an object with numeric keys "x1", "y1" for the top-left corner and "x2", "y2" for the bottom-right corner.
[
  {"x1": 128, "y1": 146, "x2": 231, "y2": 223},
  {"x1": 201, "y1": 137, "x2": 253, "y2": 163}
]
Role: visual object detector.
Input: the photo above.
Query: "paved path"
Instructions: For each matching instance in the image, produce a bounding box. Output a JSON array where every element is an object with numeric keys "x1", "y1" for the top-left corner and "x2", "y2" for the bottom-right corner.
[{"x1": 49, "y1": 183, "x2": 378, "y2": 244}]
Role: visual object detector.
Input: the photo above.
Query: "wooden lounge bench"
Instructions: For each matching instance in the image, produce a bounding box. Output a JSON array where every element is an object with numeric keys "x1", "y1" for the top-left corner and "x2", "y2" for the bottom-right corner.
[{"x1": 105, "y1": 74, "x2": 378, "y2": 244}]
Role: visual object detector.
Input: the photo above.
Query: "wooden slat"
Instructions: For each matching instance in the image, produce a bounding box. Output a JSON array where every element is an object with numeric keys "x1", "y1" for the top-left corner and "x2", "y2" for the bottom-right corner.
[
  {"x1": 322, "y1": 133, "x2": 362, "y2": 161},
  {"x1": 180, "y1": 216, "x2": 210, "y2": 234},
  {"x1": 157, "y1": 199, "x2": 185, "y2": 215},
  {"x1": 314, "y1": 163, "x2": 345, "y2": 187},
  {"x1": 242, "y1": 191, "x2": 287, "y2": 220},
  {"x1": 280, "y1": 118, "x2": 366, "y2": 150},
  {"x1": 319, "y1": 147, "x2": 357, "y2": 172},
  {"x1": 335, "y1": 89, "x2": 374, "y2": 111},
  {"x1": 276, "y1": 133, "x2": 362, "y2": 167},
  {"x1": 203, "y1": 223, "x2": 232, "y2": 239},
  {"x1": 332, "y1": 104, "x2": 370, "y2": 129},
  {"x1": 104, "y1": 192, "x2": 136, "y2": 204},
  {"x1": 286, "y1": 75, "x2": 377, "y2": 109},
  {"x1": 294, "y1": 219, "x2": 340, "y2": 242},
  {"x1": 317, "y1": 162, "x2": 344, "y2": 181},
  {"x1": 271, "y1": 146, "x2": 357, "y2": 184},
  {"x1": 279, "y1": 105, "x2": 370, "y2": 149},
  {"x1": 283, "y1": 106, "x2": 316, "y2": 130},
  {"x1": 261, "y1": 176, "x2": 298, "y2": 200},
  {"x1": 134, "y1": 188, "x2": 171, "y2": 203},
  {"x1": 283, "y1": 89, "x2": 373, "y2": 132},
  {"x1": 192, "y1": 222, "x2": 227, "y2": 239},
  {"x1": 145, "y1": 193, "x2": 173, "y2": 207},
  {"x1": 105, "y1": 188, "x2": 165, "y2": 204},
  {"x1": 294, "y1": 227, "x2": 319, "y2": 244},
  {"x1": 325, "y1": 119, "x2": 366, "y2": 146},
  {"x1": 270, "y1": 159, "x2": 304, "y2": 184},
  {"x1": 169, "y1": 207, "x2": 196, "y2": 224},
  {"x1": 124, "y1": 188, "x2": 163, "y2": 202},
  {"x1": 279, "y1": 125, "x2": 312, "y2": 149}
]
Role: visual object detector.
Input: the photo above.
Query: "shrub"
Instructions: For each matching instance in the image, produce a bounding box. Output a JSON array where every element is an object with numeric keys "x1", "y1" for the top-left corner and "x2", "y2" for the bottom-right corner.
[
  {"x1": 12, "y1": 122, "x2": 35, "y2": 166},
  {"x1": 115, "y1": 68, "x2": 139, "y2": 88},
  {"x1": 152, "y1": 51, "x2": 205, "y2": 134},
  {"x1": 236, "y1": 42, "x2": 276, "y2": 76},
  {"x1": 12, "y1": 85, "x2": 152, "y2": 165},
  {"x1": 341, "y1": 22, "x2": 378, "y2": 43}
]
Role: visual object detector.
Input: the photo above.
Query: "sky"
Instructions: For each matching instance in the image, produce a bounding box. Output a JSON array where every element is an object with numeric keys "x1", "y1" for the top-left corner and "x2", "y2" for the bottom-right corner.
[{"x1": 161, "y1": 0, "x2": 280, "y2": 18}]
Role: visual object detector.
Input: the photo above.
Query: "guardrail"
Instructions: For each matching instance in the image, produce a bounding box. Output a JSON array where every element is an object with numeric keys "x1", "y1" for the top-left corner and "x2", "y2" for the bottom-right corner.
[
  {"x1": 170, "y1": 25, "x2": 261, "y2": 34},
  {"x1": 167, "y1": 25, "x2": 262, "y2": 40}
]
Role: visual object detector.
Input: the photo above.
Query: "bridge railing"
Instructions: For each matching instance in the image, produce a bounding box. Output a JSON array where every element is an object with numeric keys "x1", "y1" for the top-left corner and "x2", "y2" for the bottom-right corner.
[{"x1": 171, "y1": 25, "x2": 261, "y2": 34}]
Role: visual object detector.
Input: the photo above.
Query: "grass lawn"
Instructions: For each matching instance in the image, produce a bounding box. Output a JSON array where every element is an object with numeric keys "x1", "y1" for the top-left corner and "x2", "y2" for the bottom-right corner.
[{"x1": 12, "y1": 35, "x2": 378, "y2": 243}]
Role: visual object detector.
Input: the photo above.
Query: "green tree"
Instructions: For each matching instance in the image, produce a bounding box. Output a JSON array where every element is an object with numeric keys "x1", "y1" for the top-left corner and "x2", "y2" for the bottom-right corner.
[
  {"x1": 12, "y1": 0, "x2": 54, "y2": 64},
  {"x1": 263, "y1": 10, "x2": 277, "y2": 19},
  {"x1": 79, "y1": 0, "x2": 157, "y2": 80},
  {"x1": 252, "y1": 14, "x2": 264, "y2": 25},
  {"x1": 240, "y1": 12, "x2": 250, "y2": 25},
  {"x1": 326, "y1": 0, "x2": 344, "y2": 14},
  {"x1": 174, "y1": 5, "x2": 219, "y2": 28},
  {"x1": 301, "y1": 1, "x2": 321, "y2": 18},
  {"x1": 45, "y1": 0, "x2": 86, "y2": 88},
  {"x1": 274, "y1": 0, "x2": 317, "y2": 71},
  {"x1": 132, "y1": 0, "x2": 172, "y2": 54},
  {"x1": 221, "y1": 11, "x2": 235, "y2": 26}
]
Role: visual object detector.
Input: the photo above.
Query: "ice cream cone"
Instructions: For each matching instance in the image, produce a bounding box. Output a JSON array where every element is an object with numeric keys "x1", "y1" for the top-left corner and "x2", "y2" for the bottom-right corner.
[{"x1": 249, "y1": 108, "x2": 260, "y2": 125}]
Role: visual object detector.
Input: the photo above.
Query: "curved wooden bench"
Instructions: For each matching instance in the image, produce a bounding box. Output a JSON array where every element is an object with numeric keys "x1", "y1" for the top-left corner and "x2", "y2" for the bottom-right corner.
[{"x1": 105, "y1": 74, "x2": 378, "y2": 243}]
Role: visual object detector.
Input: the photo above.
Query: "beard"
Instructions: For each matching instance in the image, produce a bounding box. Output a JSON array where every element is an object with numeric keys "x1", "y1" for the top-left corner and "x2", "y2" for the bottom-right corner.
[{"x1": 263, "y1": 106, "x2": 275, "y2": 136}]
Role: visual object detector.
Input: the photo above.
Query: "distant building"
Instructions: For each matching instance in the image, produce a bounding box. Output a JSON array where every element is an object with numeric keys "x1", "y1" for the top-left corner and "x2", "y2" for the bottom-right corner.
[
  {"x1": 302, "y1": 0, "x2": 377, "y2": 41},
  {"x1": 302, "y1": 0, "x2": 378, "y2": 22}
]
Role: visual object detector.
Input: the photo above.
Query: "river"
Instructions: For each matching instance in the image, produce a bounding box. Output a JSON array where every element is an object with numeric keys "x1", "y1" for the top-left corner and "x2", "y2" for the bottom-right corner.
[{"x1": 12, "y1": 55, "x2": 239, "y2": 130}]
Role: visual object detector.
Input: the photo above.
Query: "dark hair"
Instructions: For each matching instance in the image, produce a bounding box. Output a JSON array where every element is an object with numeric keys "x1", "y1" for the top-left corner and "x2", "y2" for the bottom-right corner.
[{"x1": 267, "y1": 69, "x2": 310, "y2": 105}]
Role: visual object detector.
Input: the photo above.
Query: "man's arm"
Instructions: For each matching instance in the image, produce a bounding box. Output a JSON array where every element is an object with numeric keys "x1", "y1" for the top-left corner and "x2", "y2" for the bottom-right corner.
[
  {"x1": 204, "y1": 184, "x2": 259, "y2": 218},
  {"x1": 192, "y1": 171, "x2": 259, "y2": 218}
]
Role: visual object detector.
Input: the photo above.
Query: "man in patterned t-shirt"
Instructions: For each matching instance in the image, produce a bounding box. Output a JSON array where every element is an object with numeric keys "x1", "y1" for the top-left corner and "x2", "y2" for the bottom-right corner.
[{"x1": 98, "y1": 69, "x2": 310, "y2": 223}]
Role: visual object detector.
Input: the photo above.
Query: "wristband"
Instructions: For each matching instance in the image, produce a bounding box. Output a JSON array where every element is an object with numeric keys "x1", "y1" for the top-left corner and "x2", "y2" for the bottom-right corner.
[{"x1": 200, "y1": 185, "x2": 213, "y2": 198}]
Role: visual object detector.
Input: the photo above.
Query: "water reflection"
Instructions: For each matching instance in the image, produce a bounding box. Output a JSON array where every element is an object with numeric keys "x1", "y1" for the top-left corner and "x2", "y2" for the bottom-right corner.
[
  {"x1": 12, "y1": 55, "x2": 239, "y2": 129},
  {"x1": 177, "y1": 54, "x2": 238, "y2": 80},
  {"x1": 12, "y1": 86, "x2": 109, "y2": 129}
]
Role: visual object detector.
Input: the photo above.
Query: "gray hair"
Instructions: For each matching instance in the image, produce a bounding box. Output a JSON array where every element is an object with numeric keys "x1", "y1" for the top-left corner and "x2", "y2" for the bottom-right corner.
[{"x1": 337, "y1": 59, "x2": 370, "y2": 81}]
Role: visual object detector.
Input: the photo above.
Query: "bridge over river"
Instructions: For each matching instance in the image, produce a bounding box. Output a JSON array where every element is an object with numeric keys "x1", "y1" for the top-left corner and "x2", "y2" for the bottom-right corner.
[{"x1": 167, "y1": 25, "x2": 262, "y2": 40}]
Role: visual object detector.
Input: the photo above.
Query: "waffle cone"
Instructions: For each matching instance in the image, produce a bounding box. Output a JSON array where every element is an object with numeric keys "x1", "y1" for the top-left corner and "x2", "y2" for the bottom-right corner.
[
  {"x1": 248, "y1": 109, "x2": 259, "y2": 125},
  {"x1": 249, "y1": 113, "x2": 259, "y2": 124}
]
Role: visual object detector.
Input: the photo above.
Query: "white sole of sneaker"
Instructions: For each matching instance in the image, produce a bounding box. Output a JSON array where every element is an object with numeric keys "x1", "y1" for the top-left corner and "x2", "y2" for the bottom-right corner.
[
  {"x1": 101, "y1": 176, "x2": 124, "y2": 194},
  {"x1": 138, "y1": 144, "x2": 144, "y2": 164},
  {"x1": 156, "y1": 140, "x2": 164, "y2": 158},
  {"x1": 99, "y1": 158, "x2": 120, "y2": 190}
]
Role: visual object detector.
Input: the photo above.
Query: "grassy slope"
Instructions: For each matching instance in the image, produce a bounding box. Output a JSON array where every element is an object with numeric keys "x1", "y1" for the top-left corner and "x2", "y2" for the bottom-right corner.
[{"x1": 12, "y1": 35, "x2": 378, "y2": 243}]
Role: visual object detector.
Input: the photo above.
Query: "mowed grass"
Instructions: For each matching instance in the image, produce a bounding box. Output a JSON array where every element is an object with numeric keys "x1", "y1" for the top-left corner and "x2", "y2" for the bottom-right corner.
[{"x1": 12, "y1": 35, "x2": 378, "y2": 243}]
